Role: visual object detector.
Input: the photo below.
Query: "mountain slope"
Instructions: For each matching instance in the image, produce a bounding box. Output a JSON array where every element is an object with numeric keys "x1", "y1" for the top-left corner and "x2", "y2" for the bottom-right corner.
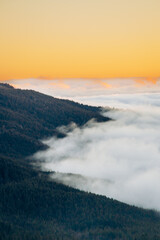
[
  {"x1": 0, "y1": 83, "x2": 109, "y2": 158},
  {"x1": 0, "y1": 83, "x2": 160, "y2": 240}
]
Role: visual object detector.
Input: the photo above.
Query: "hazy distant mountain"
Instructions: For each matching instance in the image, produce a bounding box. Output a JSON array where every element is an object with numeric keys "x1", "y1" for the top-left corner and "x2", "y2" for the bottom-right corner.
[{"x1": 0, "y1": 83, "x2": 160, "y2": 240}]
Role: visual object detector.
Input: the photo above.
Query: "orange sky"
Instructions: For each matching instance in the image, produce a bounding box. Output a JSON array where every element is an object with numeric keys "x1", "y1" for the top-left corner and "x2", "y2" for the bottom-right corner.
[{"x1": 0, "y1": 0, "x2": 160, "y2": 80}]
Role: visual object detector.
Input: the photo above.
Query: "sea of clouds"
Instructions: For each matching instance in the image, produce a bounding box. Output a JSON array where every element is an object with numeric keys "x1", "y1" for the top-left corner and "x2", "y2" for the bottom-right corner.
[
  {"x1": 33, "y1": 90, "x2": 160, "y2": 211},
  {"x1": 3, "y1": 78, "x2": 160, "y2": 100}
]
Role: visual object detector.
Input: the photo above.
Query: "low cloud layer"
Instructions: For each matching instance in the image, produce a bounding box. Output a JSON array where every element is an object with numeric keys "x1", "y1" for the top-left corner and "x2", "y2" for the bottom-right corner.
[
  {"x1": 2, "y1": 78, "x2": 160, "y2": 101},
  {"x1": 33, "y1": 93, "x2": 160, "y2": 211}
]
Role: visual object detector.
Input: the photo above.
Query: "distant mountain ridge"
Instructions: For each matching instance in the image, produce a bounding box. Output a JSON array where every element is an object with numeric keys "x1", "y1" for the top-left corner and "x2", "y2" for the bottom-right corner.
[{"x1": 0, "y1": 83, "x2": 160, "y2": 240}]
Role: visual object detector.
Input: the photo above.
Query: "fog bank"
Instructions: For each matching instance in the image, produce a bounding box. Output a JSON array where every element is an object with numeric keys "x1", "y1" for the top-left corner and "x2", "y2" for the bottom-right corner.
[{"x1": 33, "y1": 93, "x2": 160, "y2": 210}]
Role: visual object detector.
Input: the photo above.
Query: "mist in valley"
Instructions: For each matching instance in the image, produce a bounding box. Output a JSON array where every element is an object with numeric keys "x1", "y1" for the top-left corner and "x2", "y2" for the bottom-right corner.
[{"x1": 33, "y1": 89, "x2": 160, "y2": 211}]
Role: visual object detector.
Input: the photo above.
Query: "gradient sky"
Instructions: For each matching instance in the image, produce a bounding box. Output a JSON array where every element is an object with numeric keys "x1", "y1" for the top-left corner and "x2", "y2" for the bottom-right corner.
[{"x1": 0, "y1": 0, "x2": 160, "y2": 80}]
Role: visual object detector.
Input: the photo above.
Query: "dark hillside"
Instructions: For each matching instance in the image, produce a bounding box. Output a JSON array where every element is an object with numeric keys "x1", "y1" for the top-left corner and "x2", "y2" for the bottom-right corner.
[
  {"x1": 0, "y1": 83, "x2": 109, "y2": 158},
  {"x1": 1, "y1": 155, "x2": 160, "y2": 240}
]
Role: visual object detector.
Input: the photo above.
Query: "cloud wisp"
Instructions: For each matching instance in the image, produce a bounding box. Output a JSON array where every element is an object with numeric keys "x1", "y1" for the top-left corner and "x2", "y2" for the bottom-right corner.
[{"x1": 33, "y1": 94, "x2": 160, "y2": 211}]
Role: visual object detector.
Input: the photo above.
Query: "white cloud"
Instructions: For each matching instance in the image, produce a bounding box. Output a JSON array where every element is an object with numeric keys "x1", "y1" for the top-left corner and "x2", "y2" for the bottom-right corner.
[
  {"x1": 33, "y1": 95, "x2": 160, "y2": 211},
  {"x1": 2, "y1": 78, "x2": 160, "y2": 103}
]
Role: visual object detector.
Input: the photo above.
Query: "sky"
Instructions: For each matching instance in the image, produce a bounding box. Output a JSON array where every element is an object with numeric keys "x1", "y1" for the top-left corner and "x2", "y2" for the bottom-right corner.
[{"x1": 0, "y1": 0, "x2": 160, "y2": 80}]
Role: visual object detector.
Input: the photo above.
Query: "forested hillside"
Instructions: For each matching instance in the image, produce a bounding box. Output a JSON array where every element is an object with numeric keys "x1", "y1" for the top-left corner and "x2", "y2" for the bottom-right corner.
[
  {"x1": 0, "y1": 83, "x2": 160, "y2": 240},
  {"x1": 0, "y1": 83, "x2": 108, "y2": 158}
]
